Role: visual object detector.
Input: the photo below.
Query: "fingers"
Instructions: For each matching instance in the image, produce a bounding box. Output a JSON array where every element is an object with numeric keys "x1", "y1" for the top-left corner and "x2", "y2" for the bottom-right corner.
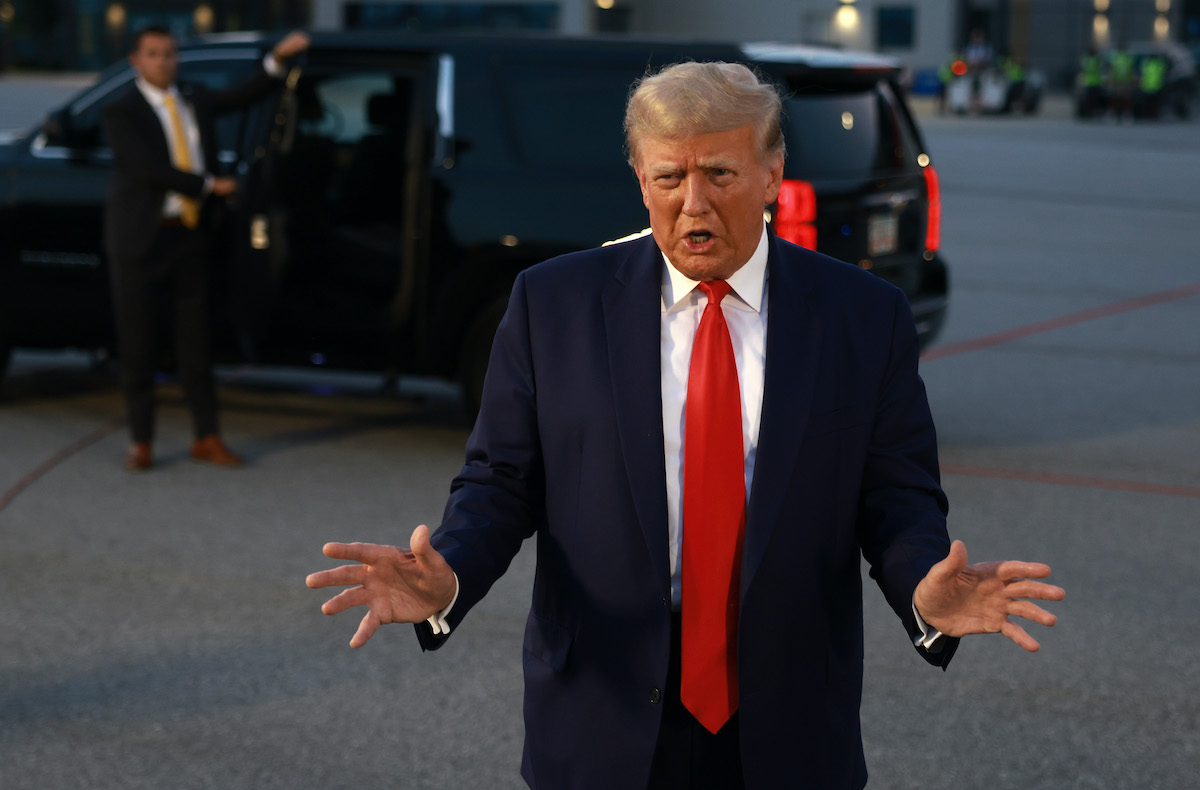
[
  {"x1": 409, "y1": 525, "x2": 432, "y2": 559},
  {"x1": 996, "y1": 560, "x2": 1055, "y2": 581},
  {"x1": 1005, "y1": 579, "x2": 1066, "y2": 602},
  {"x1": 305, "y1": 563, "x2": 366, "y2": 590},
  {"x1": 1008, "y1": 599, "x2": 1058, "y2": 627},
  {"x1": 322, "y1": 541, "x2": 388, "y2": 563},
  {"x1": 319, "y1": 586, "x2": 371, "y2": 616},
  {"x1": 350, "y1": 610, "x2": 379, "y2": 649},
  {"x1": 1000, "y1": 620, "x2": 1042, "y2": 652},
  {"x1": 931, "y1": 539, "x2": 968, "y2": 581}
]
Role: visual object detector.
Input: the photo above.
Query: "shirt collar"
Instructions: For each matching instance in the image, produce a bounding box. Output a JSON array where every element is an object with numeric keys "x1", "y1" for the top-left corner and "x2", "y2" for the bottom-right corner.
[
  {"x1": 135, "y1": 77, "x2": 181, "y2": 107},
  {"x1": 661, "y1": 224, "x2": 769, "y2": 313}
]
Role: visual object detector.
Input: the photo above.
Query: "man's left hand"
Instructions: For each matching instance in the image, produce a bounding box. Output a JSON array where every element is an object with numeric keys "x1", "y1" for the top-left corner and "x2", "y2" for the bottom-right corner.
[
  {"x1": 914, "y1": 540, "x2": 1065, "y2": 652},
  {"x1": 273, "y1": 31, "x2": 311, "y2": 62}
]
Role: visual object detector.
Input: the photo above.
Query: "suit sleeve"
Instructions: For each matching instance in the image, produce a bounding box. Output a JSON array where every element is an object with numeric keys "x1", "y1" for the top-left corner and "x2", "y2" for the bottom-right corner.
[
  {"x1": 202, "y1": 63, "x2": 279, "y2": 115},
  {"x1": 101, "y1": 101, "x2": 207, "y2": 197},
  {"x1": 415, "y1": 272, "x2": 544, "y2": 650},
  {"x1": 858, "y1": 288, "x2": 960, "y2": 668}
]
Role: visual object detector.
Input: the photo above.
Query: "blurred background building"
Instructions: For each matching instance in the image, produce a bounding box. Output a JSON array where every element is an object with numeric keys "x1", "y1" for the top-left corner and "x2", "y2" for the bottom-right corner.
[
  {"x1": 0, "y1": 1, "x2": 308, "y2": 71},
  {"x1": 1, "y1": 0, "x2": 1197, "y2": 89}
]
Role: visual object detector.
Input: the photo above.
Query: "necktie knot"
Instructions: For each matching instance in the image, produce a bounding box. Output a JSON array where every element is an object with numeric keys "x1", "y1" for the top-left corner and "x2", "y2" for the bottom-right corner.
[{"x1": 699, "y1": 279, "x2": 732, "y2": 305}]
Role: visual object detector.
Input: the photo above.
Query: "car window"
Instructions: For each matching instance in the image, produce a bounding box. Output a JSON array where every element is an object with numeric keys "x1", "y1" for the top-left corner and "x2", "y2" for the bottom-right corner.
[
  {"x1": 66, "y1": 56, "x2": 260, "y2": 151},
  {"x1": 501, "y1": 63, "x2": 632, "y2": 170},
  {"x1": 782, "y1": 87, "x2": 910, "y2": 179},
  {"x1": 301, "y1": 73, "x2": 396, "y2": 143}
]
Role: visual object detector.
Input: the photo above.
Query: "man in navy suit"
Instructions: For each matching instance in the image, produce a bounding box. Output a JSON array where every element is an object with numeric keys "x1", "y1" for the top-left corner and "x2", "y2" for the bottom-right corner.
[
  {"x1": 307, "y1": 62, "x2": 1063, "y2": 789},
  {"x1": 102, "y1": 26, "x2": 308, "y2": 470}
]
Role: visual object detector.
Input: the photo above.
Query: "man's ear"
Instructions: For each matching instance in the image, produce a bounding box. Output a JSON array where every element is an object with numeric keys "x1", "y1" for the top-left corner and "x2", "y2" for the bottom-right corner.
[{"x1": 763, "y1": 151, "x2": 785, "y2": 206}]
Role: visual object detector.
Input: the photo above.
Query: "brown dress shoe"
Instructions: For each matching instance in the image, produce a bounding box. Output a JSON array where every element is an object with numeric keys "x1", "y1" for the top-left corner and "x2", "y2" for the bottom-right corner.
[
  {"x1": 190, "y1": 435, "x2": 244, "y2": 467},
  {"x1": 125, "y1": 442, "x2": 153, "y2": 471}
]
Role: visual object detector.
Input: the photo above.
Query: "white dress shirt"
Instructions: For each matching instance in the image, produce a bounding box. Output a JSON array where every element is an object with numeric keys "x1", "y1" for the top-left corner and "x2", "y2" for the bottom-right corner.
[{"x1": 661, "y1": 226, "x2": 770, "y2": 607}]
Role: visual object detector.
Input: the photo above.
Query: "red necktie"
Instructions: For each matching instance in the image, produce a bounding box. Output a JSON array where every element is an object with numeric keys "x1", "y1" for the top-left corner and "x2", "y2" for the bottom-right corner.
[{"x1": 680, "y1": 279, "x2": 746, "y2": 735}]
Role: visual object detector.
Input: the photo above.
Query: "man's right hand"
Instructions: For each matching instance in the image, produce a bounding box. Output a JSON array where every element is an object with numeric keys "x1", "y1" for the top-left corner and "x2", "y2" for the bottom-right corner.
[
  {"x1": 211, "y1": 176, "x2": 238, "y2": 197},
  {"x1": 305, "y1": 525, "x2": 457, "y2": 648}
]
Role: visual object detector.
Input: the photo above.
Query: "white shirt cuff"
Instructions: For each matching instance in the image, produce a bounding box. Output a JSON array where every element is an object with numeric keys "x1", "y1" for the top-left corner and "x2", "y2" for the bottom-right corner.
[
  {"x1": 912, "y1": 598, "x2": 945, "y2": 650},
  {"x1": 263, "y1": 53, "x2": 285, "y2": 78},
  {"x1": 426, "y1": 573, "x2": 460, "y2": 636}
]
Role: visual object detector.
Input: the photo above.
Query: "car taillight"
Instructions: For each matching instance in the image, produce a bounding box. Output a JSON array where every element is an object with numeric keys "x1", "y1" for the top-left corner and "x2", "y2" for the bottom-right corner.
[
  {"x1": 922, "y1": 164, "x2": 941, "y2": 253},
  {"x1": 775, "y1": 179, "x2": 817, "y2": 250}
]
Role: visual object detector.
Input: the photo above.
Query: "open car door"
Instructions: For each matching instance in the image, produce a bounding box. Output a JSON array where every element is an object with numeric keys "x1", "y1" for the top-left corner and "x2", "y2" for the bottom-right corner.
[{"x1": 225, "y1": 55, "x2": 435, "y2": 372}]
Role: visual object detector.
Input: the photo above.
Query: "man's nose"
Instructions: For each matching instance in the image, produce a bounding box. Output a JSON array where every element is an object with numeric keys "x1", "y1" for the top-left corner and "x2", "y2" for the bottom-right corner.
[{"x1": 681, "y1": 177, "x2": 711, "y2": 217}]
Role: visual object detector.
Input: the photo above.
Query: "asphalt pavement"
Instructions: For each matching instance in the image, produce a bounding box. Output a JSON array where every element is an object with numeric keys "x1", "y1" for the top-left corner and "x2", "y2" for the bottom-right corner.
[{"x1": 2, "y1": 73, "x2": 1199, "y2": 790}]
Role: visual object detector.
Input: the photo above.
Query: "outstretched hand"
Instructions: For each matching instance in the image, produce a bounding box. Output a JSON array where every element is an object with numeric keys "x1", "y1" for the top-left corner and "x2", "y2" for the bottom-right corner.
[
  {"x1": 305, "y1": 525, "x2": 457, "y2": 648},
  {"x1": 272, "y1": 31, "x2": 311, "y2": 62},
  {"x1": 914, "y1": 540, "x2": 1065, "y2": 652}
]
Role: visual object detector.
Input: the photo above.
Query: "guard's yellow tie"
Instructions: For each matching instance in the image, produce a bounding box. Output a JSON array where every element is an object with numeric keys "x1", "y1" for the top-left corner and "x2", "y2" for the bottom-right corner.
[{"x1": 162, "y1": 92, "x2": 200, "y2": 229}]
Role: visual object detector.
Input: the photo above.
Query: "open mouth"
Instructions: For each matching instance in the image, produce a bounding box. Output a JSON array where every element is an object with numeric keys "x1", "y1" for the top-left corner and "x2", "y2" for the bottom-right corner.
[{"x1": 688, "y1": 231, "x2": 712, "y2": 244}]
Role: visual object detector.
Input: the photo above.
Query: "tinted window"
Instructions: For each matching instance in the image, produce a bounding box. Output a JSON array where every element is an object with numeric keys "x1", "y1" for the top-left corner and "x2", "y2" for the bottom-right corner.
[
  {"x1": 302, "y1": 73, "x2": 396, "y2": 142},
  {"x1": 502, "y1": 63, "x2": 634, "y2": 169},
  {"x1": 67, "y1": 56, "x2": 259, "y2": 151},
  {"x1": 782, "y1": 88, "x2": 909, "y2": 178}
]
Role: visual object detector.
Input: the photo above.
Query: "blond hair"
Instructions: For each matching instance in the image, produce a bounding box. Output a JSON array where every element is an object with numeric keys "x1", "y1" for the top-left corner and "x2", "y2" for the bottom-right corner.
[{"x1": 624, "y1": 61, "x2": 785, "y2": 168}]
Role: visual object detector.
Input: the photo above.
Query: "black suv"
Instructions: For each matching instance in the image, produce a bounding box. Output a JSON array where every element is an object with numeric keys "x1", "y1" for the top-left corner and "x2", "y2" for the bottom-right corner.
[{"x1": 0, "y1": 32, "x2": 948, "y2": 410}]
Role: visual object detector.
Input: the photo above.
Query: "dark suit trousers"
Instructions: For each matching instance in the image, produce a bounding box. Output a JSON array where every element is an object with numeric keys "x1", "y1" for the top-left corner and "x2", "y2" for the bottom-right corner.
[
  {"x1": 647, "y1": 614, "x2": 746, "y2": 790},
  {"x1": 109, "y1": 224, "x2": 219, "y2": 444}
]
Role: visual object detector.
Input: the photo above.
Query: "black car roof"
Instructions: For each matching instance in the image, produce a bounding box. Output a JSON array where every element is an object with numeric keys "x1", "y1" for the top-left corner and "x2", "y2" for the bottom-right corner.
[{"x1": 182, "y1": 30, "x2": 901, "y2": 76}]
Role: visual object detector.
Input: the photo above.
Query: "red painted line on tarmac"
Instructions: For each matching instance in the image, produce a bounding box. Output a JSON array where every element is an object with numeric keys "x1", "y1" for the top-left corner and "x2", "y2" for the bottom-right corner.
[
  {"x1": 921, "y1": 281, "x2": 1200, "y2": 362},
  {"x1": 0, "y1": 419, "x2": 125, "y2": 515},
  {"x1": 942, "y1": 463, "x2": 1200, "y2": 500}
]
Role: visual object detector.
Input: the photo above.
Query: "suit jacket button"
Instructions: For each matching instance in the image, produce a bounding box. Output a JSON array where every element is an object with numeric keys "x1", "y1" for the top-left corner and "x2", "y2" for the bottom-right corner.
[{"x1": 649, "y1": 688, "x2": 662, "y2": 704}]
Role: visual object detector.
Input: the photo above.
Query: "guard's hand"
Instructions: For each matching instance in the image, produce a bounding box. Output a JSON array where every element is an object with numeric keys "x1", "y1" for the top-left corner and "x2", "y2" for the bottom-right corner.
[
  {"x1": 305, "y1": 525, "x2": 457, "y2": 648},
  {"x1": 273, "y1": 31, "x2": 311, "y2": 61},
  {"x1": 914, "y1": 540, "x2": 1065, "y2": 652},
  {"x1": 210, "y1": 176, "x2": 237, "y2": 197}
]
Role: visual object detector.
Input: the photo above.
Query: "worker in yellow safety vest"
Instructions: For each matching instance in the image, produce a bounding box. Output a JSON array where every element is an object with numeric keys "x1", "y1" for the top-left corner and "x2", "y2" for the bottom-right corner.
[
  {"x1": 1108, "y1": 48, "x2": 1136, "y2": 120},
  {"x1": 1077, "y1": 48, "x2": 1106, "y2": 119},
  {"x1": 1136, "y1": 55, "x2": 1168, "y2": 118}
]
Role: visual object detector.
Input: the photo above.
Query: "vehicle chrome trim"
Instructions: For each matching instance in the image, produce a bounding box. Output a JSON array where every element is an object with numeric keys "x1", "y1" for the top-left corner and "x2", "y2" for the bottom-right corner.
[{"x1": 436, "y1": 53, "x2": 455, "y2": 166}]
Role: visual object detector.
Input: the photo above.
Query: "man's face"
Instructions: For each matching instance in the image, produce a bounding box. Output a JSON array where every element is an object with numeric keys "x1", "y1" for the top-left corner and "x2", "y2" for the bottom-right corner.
[
  {"x1": 129, "y1": 33, "x2": 179, "y2": 91},
  {"x1": 635, "y1": 124, "x2": 783, "y2": 282}
]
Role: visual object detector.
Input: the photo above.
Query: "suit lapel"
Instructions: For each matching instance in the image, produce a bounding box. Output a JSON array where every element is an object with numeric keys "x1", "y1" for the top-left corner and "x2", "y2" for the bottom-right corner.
[
  {"x1": 602, "y1": 236, "x2": 671, "y2": 591},
  {"x1": 179, "y1": 82, "x2": 217, "y2": 168},
  {"x1": 742, "y1": 238, "x2": 823, "y2": 598},
  {"x1": 130, "y1": 88, "x2": 171, "y2": 162}
]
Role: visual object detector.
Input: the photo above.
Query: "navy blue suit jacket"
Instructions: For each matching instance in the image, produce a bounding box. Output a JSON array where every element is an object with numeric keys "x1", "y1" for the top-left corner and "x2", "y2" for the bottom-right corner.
[{"x1": 418, "y1": 232, "x2": 957, "y2": 789}]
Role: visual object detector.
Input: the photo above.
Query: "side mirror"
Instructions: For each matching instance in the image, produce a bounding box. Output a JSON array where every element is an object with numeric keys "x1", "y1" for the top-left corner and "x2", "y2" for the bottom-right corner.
[
  {"x1": 40, "y1": 108, "x2": 75, "y2": 146},
  {"x1": 40, "y1": 108, "x2": 101, "y2": 150}
]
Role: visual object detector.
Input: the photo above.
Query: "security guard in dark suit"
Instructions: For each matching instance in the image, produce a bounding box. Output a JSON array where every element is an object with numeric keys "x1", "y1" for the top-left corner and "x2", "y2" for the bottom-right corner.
[{"x1": 101, "y1": 26, "x2": 309, "y2": 471}]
